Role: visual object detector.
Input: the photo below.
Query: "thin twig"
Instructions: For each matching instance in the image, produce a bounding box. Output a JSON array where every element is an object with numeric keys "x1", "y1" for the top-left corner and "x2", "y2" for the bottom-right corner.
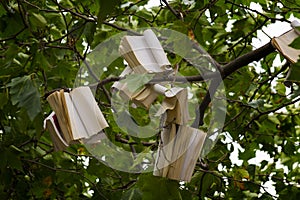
[{"x1": 161, "y1": 0, "x2": 183, "y2": 20}]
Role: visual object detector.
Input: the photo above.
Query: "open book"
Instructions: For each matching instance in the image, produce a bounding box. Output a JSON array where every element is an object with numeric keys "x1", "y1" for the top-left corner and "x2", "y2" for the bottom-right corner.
[
  {"x1": 153, "y1": 124, "x2": 207, "y2": 182},
  {"x1": 45, "y1": 86, "x2": 109, "y2": 150},
  {"x1": 119, "y1": 29, "x2": 172, "y2": 74},
  {"x1": 271, "y1": 20, "x2": 300, "y2": 63}
]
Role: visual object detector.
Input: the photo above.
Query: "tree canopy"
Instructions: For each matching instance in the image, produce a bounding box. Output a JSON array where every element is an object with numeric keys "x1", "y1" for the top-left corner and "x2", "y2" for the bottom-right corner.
[{"x1": 0, "y1": 0, "x2": 300, "y2": 199}]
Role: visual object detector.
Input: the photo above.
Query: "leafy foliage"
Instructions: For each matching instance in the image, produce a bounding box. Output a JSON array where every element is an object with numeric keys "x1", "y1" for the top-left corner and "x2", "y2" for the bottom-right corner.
[{"x1": 0, "y1": 0, "x2": 300, "y2": 199}]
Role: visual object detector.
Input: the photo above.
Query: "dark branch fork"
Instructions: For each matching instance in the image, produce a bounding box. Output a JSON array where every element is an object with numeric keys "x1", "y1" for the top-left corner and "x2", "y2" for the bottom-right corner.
[{"x1": 192, "y1": 42, "x2": 275, "y2": 127}]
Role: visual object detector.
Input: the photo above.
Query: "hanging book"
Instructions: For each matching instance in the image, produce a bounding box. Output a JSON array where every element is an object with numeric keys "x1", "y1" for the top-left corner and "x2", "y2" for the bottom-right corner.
[
  {"x1": 45, "y1": 86, "x2": 109, "y2": 150},
  {"x1": 153, "y1": 124, "x2": 207, "y2": 182},
  {"x1": 119, "y1": 29, "x2": 173, "y2": 74},
  {"x1": 271, "y1": 20, "x2": 300, "y2": 64}
]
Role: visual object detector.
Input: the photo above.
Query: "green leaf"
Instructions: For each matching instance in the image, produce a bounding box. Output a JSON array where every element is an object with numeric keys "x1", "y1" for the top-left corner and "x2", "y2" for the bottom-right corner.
[
  {"x1": 283, "y1": 140, "x2": 296, "y2": 155},
  {"x1": 0, "y1": 4, "x2": 6, "y2": 17},
  {"x1": 289, "y1": 36, "x2": 300, "y2": 49},
  {"x1": 239, "y1": 148, "x2": 255, "y2": 161},
  {"x1": 69, "y1": 20, "x2": 85, "y2": 40},
  {"x1": 5, "y1": 146, "x2": 23, "y2": 172},
  {"x1": 35, "y1": 52, "x2": 51, "y2": 69},
  {"x1": 137, "y1": 174, "x2": 182, "y2": 200},
  {"x1": 97, "y1": 0, "x2": 120, "y2": 22},
  {"x1": 29, "y1": 13, "x2": 47, "y2": 30},
  {"x1": 7, "y1": 75, "x2": 41, "y2": 121},
  {"x1": 268, "y1": 115, "x2": 280, "y2": 125},
  {"x1": 234, "y1": 168, "x2": 250, "y2": 180},
  {"x1": 0, "y1": 93, "x2": 8, "y2": 109},
  {"x1": 121, "y1": 188, "x2": 142, "y2": 200},
  {"x1": 260, "y1": 160, "x2": 268, "y2": 169},
  {"x1": 248, "y1": 99, "x2": 265, "y2": 110},
  {"x1": 285, "y1": 62, "x2": 300, "y2": 83},
  {"x1": 275, "y1": 81, "x2": 286, "y2": 96},
  {"x1": 84, "y1": 22, "x2": 97, "y2": 45},
  {"x1": 201, "y1": 173, "x2": 215, "y2": 199}
]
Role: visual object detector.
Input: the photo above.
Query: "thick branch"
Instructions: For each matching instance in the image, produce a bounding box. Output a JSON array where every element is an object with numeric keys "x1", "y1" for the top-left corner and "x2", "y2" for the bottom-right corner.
[
  {"x1": 193, "y1": 42, "x2": 275, "y2": 127},
  {"x1": 223, "y1": 42, "x2": 275, "y2": 78},
  {"x1": 152, "y1": 42, "x2": 275, "y2": 84}
]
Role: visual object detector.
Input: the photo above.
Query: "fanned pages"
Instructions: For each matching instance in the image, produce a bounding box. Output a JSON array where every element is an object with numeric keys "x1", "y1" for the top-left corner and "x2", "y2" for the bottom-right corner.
[
  {"x1": 156, "y1": 87, "x2": 190, "y2": 125},
  {"x1": 69, "y1": 87, "x2": 109, "y2": 137},
  {"x1": 153, "y1": 125, "x2": 207, "y2": 182},
  {"x1": 271, "y1": 21, "x2": 300, "y2": 63},
  {"x1": 119, "y1": 29, "x2": 172, "y2": 74},
  {"x1": 111, "y1": 66, "x2": 133, "y2": 95},
  {"x1": 45, "y1": 86, "x2": 109, "y2": 150}
]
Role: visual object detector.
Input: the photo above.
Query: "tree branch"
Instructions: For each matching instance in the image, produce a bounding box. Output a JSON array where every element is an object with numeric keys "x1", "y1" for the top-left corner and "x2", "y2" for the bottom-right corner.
[
  {"x1": 223, "y1": 42, "x2": 275, "y2": 78},
  {"x1": 92, "y1": 41, "x2": 276, "y2": 128},
  {"x1": 193, "y1": 42, "x2": 275, "y2": 127},
  {"x1": 161, "y1": 0, "x2": 183, "y2": 20},
  {"x1": 244, "y1": 96, "x2": 300, "y2": 130},
  {"x1": 115, "y1": 134, "x2": 157, "y2": 147}
]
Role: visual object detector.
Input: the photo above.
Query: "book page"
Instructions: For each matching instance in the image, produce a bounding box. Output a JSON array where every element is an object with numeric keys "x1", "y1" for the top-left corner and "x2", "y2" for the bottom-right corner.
[
  {"x1": 272, "y1": 29, "x2": 300, "y2": 63},
  {"x1": 63, "y1": 92, "x2": 87, "y2": 140},
  {"x1": 153, "y1": 84, "x2": 167, "y2": 95},
  {"x1": 120, "y1": 36, "x2": 161, "y2": 73},
  {"x1": 131, "y1": 87, "x2": 151, "y2": 101},
  {"x1": 153, "y1": 125, "x2": 207, "y2": 182},
  {"x1": 167, "y1": 125, "x2": 190, "y2": 179},
  {"x1": 156, "y1": 96, "x2": 177, "y2": 116},
  {"x1": 111, "y1": 67, "x2": 137, "y2": 101},
  {"x1": 155, "y1": 87, "x2": 190, "y2": 125},
  {"x1": 132, "y1": 85, "x2": 159, "y2": 109},
  {"x1": 143, "y1": 29, "x2": 171, "y2": 70},
  {"x1": 112, "y1": 67, "x2": 161, "y2": 109},
  {"x1": 180, "y1": 127, "x2": 206, "y2": 181},
  {"x1": 111, "y1": 66, "x2": 133, "y2": 93},
  {"x1": 153, "y1": 123, "x2": 177, "y2": 177},
  {"x1": 70, "y1": 87, "x2": 109, "y2": 138}
]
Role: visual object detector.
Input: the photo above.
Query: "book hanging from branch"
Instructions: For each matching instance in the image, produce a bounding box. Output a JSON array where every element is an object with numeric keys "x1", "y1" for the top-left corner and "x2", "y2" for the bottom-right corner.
[
  {"x1": 271, "y1": 20, "x2": 300, "y2": 86},
  {"x1": 45, "y1": 86, "x2": 108, "y2": 151},
  {"x1": 271, "y1": 20, "x2": 300, "y2": 64},
  {"x1": 45, "y1": 29, "x2": 208, "y2": 182},
  {"x1": 153, "y1": 124, "x2": 207, "y2": 182},
  {"x1": 119, "y1": 29, "x2": 173, "y2": 74}
]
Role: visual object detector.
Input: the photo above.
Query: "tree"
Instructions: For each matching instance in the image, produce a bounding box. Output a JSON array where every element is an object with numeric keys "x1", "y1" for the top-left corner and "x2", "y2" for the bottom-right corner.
[{"x1": 0, "y1": 0, "x2": 299, "y2": 199}]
